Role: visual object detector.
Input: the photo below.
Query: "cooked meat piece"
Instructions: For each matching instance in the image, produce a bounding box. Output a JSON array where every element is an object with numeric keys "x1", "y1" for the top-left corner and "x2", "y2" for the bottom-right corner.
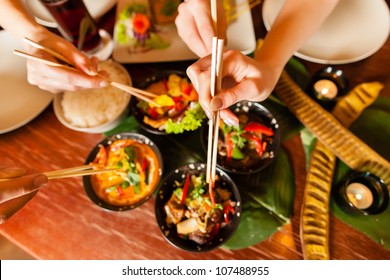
[{"x1": 165, "y1": 194, "x2": 185, "y2": 225}]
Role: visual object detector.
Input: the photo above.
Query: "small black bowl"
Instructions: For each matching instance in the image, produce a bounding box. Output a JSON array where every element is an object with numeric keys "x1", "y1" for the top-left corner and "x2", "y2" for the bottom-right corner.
[
  {"x1": 201, "y1": 101, "x2": 281, "y2": 174},
  {"x1": 83, "y1": 132, "x2": 163, "y2": 211},
  {"x1": 155, "y1": 163, "x2": 242, "y2": 252},
  {"x1": 131, "y1": 70, "x2": 204, "y2": 135},
  {"x1": 334, "y1": 171, "x2": 389, "y2": 215},
  {"x1": 307, "y1": 66, "x2": 349, "y2": 108}
]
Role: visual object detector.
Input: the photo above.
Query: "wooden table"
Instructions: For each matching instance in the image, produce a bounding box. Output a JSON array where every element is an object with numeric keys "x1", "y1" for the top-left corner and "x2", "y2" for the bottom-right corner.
[{"x1": 1, "y1": 2, "x2": 389, "y2": 260}]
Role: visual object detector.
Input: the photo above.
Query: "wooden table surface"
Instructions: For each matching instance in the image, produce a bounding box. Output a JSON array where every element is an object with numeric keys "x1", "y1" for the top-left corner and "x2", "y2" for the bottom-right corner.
[{"x1": 1, "y1": 2, "x2": 389, "y2": 260}]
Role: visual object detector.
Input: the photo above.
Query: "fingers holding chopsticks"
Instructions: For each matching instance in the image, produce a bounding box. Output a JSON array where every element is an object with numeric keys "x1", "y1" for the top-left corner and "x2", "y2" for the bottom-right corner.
[
  {"x1": 187, "y1": 49, "x2": 277, "y2": 126},
  {"x1": 0, "y1": 168, "x2": 47, "y2": 224},
  {"x1": 0, "y1": 168, "x2": 48, "y2": 204},
  {"x1": 24, "y1": 32, "x2": 108, "y2": 93}
]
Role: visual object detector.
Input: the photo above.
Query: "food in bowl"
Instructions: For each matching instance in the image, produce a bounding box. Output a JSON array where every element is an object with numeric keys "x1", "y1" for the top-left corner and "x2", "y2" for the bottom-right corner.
[
  {"x1": 165, "y1": 172, "x2": 237, "y2": 245},
  {"x1": 201, "y1": 101, "x2": 280, "y2": 174},
  {"x1": 84, "y1": 133, "x2": 163, "y2": 211},
  {"x1": 59, "y1": 60, "x2": 131, "y2": 129},
  {"x1": 133, "y1": 71, "x2": 206, "y2": 134},
  {"x1": 217, "y1": 116, "x2": 275, "y2": 169},
  {"x1": 155, "y1": 163, "x2": 241, "y2": 251}
]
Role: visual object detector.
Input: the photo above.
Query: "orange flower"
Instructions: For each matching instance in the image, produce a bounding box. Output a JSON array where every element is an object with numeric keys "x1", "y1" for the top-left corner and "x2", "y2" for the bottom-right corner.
[{"x1": 132, "y1": 13, "x2": 150, "y2": 34}]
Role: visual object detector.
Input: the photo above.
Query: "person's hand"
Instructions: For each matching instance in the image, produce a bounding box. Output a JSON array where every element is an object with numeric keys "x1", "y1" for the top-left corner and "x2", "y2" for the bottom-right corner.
[
  {"x1": 25, "y1": 31, "x2": 108, "y2": 94},
  {"x1": 175, "y1": 0, "x2": 227, "y2": 57},
  {"x1": 187, "y1": 50, "x2": 281, "y2": 126},
  {"x1": 0, "y1": 167, "x2": 48, "y2": 224}
]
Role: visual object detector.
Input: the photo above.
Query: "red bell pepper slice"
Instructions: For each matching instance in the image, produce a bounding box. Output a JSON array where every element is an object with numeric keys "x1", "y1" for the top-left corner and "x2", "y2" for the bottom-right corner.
[
  {"x1": 141, "y1": 158, "x2": 148, "y2": 172},
  {"x1": 246, "y1": 134, "x2": 263, "y2": 156},
  {"x1": 244, "y1": 122, "x2": 274, "y2": 136},
  {"x1": 181, "y1": 174, "x2": 191, "y2": 204},
  {"x1": 225, "y1": 133, "x2": 233, "y2": 161},
  {"x1": 181, "y1": 82, "x2": 193, "y2": 96},
  {"x1": 147, "y1": 107, "x2": 159, "y2": 119},
  {"x1": 223, "y1": 204, "x2": 235, "y2": 224}
]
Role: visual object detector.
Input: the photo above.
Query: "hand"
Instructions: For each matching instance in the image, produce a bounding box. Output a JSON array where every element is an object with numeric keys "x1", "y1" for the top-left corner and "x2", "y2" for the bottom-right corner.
[
  {"x1": 25, "y1": 31, "x2": 108, "y2": 93},
  {"x1": 187, "y1": 50, "x2": 281, "y2": 126},
  {"x1": 175, "y1": 0, "x2": 227, "y2": 57},
  {"x1": 0, "y1": 167, "x2": 48, "y2": 224}
]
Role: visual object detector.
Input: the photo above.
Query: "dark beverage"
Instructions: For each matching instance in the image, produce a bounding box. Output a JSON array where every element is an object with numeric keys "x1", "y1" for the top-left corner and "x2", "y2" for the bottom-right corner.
[{"x1": 39, "y1": 0, "x2": 101, "y2": 52}]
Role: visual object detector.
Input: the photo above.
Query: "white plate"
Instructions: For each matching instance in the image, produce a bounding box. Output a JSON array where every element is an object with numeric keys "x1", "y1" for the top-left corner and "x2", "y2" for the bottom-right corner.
[
  {"x1": 262, "y1": 0, "x2": 390, "y2": 64},
  {"x1": 112, "y1": 0, "x2": 256, "y2": 63},
  {"x1": 0, "y1": 31, "x2": 53, "y2": 134},
  {"x1": 23, "y1": 0, "x2": 117, "y2": 28}
]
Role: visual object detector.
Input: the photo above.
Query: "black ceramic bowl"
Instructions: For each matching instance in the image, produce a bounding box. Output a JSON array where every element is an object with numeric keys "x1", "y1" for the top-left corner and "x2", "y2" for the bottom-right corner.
[
  {"x1": 130, "y1": 70, "x2": 205, "y2": 135},
  {"x1": 83, "y1": 132, "x2": 163, "y2": 211},
  {"x1": 307, "y1": 66, "x2": 349, "y2": 108},
  {"x1": 155, "y1": 163, "x2": 242, "y2": 252},
  {"x1": 334, "y1": 171, "x2": 389, "y2": 215},
  {"x1": 201, "y1": 100, "x2": 281, "y2": 174}
]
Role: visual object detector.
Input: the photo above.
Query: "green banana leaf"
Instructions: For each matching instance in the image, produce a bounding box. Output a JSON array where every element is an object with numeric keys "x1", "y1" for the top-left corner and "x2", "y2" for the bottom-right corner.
[
  {"x1": 104, "y1": 58, "x2": 309, "y2": 250},
  {"x1": 300, "y1": 98, "x2": 390, "y2": 251}
]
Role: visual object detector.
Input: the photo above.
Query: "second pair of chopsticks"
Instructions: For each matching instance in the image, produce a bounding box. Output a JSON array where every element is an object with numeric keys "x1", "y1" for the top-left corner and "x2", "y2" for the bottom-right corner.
[
  {"x1": 0, "y1": 164, "x2": 117, "y2": 183},
  {"x1": 14, "y1": 38, "x2": 161, "y2": 107},
  {"x1": 44, "y1": 164, "x2": 118, "y2": 180}
]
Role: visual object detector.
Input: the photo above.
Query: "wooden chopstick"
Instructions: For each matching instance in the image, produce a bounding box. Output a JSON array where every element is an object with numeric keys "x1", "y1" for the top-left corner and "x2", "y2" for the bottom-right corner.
[
  {"x1": 13, "y1": 50, "x2": 76, "y2": 71},
  {"x1": 45, "y1": 167, "x2": 118, "y2": 180},
  {"x1": 207, "y1": 1, "x2": 224, "y2": 188},
  {"x1": 14, "y1": 39, "x2": 161, "y2": 107},
  {"x1": 0, "y1": 165, "x2": 118, "y2": 182}
]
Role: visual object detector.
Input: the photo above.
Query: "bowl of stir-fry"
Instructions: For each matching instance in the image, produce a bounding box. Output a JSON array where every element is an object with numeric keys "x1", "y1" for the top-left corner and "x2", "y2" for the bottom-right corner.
[
  {"x1": 155, "y1": 163, "x2": 241, "y2": 252},
  {"x1": 83, "y1": 132, "x2": 163, "y2": 211},
  {"x1": 201, "y1": 101, "x2": 281, "y2": 174},
  {"x1": 131, "y1": 70, "x2": 206, "y2": 135}
]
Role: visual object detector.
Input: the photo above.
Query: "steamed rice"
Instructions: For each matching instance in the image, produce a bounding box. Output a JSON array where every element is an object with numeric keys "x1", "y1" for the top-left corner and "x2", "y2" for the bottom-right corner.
[{"x1": 61, "y1": 60, "x2": 131, "y2": 128}]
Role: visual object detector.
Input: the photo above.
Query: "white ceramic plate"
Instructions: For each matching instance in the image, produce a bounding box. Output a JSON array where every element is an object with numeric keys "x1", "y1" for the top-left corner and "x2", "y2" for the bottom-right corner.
[
  {"x1": 262, "y1": 0, "x2": 390, "y2": 64},
  {"x1": 0, "y1": 31, "x2": 53, "y2": 134},
  {"x1": 23, "y1": 0, "x2": 117, "y2": 28},
  {"x1": 112, "y1": 0, "x2": 256, "y2": 63}
]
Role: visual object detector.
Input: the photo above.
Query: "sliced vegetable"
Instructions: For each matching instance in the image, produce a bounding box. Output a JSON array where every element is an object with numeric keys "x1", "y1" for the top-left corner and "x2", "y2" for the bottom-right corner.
[
  {"x1": 181, "y1": 174, "x2": 190, "y2": 204},
  {"x1": 244, "y1": 122, "x2": 274, "y2": 136}
]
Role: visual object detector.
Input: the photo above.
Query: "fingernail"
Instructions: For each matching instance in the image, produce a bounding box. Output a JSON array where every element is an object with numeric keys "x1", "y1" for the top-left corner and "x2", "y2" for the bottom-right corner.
[
  {"x1": 34, "y1": 174, "x2": 48, "y2": 188},
  {"x1": 99, "y1": 80, "x2": 109, "y2": 87},
  {"x1": 224, "y1": 117, "x2": 239, "y2": 127},
  {"x1": 87, "y1": 66, "x2": 98, "y2": 76},
  {"x1": 210, "y1": 97, "x2": 223, "y2": 111}
]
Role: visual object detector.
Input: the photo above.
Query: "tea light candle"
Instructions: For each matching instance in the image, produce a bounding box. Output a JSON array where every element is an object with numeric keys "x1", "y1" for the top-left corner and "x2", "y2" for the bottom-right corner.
[
  {"x1": 346, "y1": 182, "x2": 374, "y2": 209},
  {"x1": 313, "y1": 79, "x2": 338, "y2": 99}
]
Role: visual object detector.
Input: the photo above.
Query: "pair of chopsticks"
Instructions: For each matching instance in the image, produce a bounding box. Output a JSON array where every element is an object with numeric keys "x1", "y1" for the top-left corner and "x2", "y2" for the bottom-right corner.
[
  {"x1": 206, "y1": 1, "x2": 225, "y2": 206},
  {"x1": 226, "y1": 0, "x2": 262, "y2": 23},
  {"x1": 0, "y1": 164, "x2": 118, "y2": 183},
  {"x1": 13, "y1": 38, "x2": 161, "y2": 107}
]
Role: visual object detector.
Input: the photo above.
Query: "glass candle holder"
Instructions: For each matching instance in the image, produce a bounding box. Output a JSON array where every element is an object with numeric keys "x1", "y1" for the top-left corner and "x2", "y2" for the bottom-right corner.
[
  {"x1": 307, "y1": 66, "x2": 349, "y2": 108},
  {"x1": 335, "y1": 171, "x2": 389, "y2": 215},
  {"x1": 38, "y1": 0, "x2": 102, "y2": 53}
]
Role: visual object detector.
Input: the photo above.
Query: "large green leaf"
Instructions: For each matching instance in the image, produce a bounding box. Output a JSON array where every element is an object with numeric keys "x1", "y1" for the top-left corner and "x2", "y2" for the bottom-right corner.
[{"x1": 223, "y1": 148, "x2": 295, "y2": 249}]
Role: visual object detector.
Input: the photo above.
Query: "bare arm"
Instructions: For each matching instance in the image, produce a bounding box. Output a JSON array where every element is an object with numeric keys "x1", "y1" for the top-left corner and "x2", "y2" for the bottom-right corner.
[{"x1": 256, "y1": 0, "x2": 340, "y2": 73}]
